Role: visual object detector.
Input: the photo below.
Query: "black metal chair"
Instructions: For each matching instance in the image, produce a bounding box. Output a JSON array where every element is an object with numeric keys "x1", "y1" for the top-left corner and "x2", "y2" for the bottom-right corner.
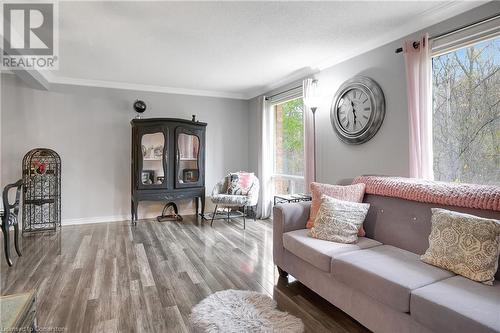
[{"x1": 1, "y1": 179, "x2": 23, "y2": 266}]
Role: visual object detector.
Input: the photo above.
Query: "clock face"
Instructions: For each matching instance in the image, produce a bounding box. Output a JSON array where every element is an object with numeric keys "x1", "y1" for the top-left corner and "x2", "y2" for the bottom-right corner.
[
  {"x1": 330, "y1": 76, "x2": 385, "y2": 144},
  {"x1": 337, "y1": 88, "x2": 372, "y2": 134}
]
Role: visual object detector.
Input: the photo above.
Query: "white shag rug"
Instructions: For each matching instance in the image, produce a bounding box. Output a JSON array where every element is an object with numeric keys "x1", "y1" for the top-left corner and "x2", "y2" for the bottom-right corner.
[{"x1": 190, "y1": 289, "x2": 304, "y2": 333}]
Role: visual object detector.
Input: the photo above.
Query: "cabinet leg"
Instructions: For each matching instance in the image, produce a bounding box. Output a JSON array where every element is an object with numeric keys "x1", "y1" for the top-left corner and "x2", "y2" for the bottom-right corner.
[
  {"x1": 131, "y1": 200, "x2": 138, "y2": 226},
  {"x1": 195, "y1": 197, "x2": 199, "y2": 219},
  {"x1": 131, "y1": 200, "x2": 134, "y2": 224},
  {"x1": 201, "y1": 194, "x2": 205, "y2": 217}
]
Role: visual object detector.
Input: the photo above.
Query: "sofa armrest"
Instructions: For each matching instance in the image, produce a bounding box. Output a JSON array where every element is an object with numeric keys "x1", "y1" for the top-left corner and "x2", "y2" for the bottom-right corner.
[{"x1": 273, "y1": 202, "x2": 311, "y2": 268}]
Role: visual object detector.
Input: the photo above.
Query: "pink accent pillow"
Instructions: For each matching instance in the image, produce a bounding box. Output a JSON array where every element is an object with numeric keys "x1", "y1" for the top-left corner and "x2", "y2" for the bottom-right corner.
[
  {"x1": 238, "y1": 172, "x2": 253, "y2": 189},
  {"x1": 306, "y1": 182, "x2": 367, "y2": 236}
]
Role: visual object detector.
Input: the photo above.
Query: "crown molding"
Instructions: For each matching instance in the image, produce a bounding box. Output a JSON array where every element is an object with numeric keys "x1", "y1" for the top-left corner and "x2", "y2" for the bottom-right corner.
[
  {"x1": 242, "y1": 66, "x2": 318, "y2": 100},
  {"x1": 47, "y1": 75, "x2": 247, "y2": 100}
]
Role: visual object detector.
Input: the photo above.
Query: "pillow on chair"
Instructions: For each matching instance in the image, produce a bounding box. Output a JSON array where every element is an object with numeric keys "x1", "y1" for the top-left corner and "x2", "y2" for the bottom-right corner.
[
  {"x1": 307, "y1": 182, "x2": 366, "y2": 236},
  {"x1": 227, "y1": 172, "x2": 254, "y2": 195}
]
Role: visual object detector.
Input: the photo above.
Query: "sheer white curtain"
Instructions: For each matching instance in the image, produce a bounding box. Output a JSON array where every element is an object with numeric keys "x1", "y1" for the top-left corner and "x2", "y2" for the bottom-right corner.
[
  {"x1": 256, "y1": 96, "x2": 273, "y2": 219},
  {"x1": 302, "y1": 79, "x2": 317, "y2": 192},
  {"x1": 404, "y1": 34, "x2": 434, "y2": 179}
]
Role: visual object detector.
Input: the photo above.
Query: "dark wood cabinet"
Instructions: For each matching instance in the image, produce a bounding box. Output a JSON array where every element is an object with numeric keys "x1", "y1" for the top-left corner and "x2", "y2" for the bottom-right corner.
[{"x1": 131, "y1": 118, "x2": 206, "y2": 223}]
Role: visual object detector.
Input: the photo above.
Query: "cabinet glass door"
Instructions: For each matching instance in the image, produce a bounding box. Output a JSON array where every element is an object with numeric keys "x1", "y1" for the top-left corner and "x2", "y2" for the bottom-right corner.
[
  {"x1": 140, "y1": 132, "x2": 167, "y2": 187},
  {"x1": 176, "y1": 132, "x2": 200, "y2": 186}
]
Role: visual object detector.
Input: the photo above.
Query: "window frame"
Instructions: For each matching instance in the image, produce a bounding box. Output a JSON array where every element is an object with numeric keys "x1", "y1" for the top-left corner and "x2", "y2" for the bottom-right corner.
[{"x1": 429, "y1": 22, "x2": 500, "y2": 184}]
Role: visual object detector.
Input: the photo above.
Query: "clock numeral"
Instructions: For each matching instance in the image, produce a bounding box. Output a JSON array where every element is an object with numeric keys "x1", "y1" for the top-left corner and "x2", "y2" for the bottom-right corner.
[
  {"x1": 362, "y1": 98, "x2": 368, "y2": 104},
  {"x1": 364, "y1": 107, "x2": 370, "y2": 111},
  {"x1": 363, "y1": 115, "x2": 369, "y2": 120}
]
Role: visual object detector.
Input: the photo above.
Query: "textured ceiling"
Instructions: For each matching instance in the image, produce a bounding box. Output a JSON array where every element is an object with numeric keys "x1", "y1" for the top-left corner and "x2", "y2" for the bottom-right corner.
[{"x1": 45, "y1": 1, "x2": 484, "y2": 99}]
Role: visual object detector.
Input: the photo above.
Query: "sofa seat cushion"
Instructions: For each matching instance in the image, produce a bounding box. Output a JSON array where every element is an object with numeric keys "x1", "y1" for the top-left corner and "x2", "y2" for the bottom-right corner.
[
  {"x1": 332, "y1": 245, "x2": 455, "y2": 312},
  {"x1": 282, "y1": 229, "x2": 381, "y2": 272},
  {"x1": 411, "y1": 276, "x2": 500, "y2": 333}
]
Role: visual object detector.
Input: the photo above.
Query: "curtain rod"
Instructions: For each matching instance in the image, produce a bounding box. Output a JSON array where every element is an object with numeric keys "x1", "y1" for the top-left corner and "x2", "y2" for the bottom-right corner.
[
  {"x1": 265, "y1": 85, "x2": 302, "y2": 101},
  {"x1": 394, "y1": 13, "x2": 500, "y2": 54}
]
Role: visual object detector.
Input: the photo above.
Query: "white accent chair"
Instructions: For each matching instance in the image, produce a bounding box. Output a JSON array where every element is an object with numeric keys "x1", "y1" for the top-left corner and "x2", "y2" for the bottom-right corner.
[{"x1": 210, "y1": 173, "x2": 259, "y2": 229}]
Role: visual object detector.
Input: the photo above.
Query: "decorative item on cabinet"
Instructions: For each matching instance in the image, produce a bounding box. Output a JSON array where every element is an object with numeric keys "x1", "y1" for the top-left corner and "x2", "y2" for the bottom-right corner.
[
  {"x1": 131, "y1": 118, "x2": 206, "y2": 224},
  {"x1": 182, "y1": 169, "x2": 199, "y2": 183},
  {"x1": 133, "y1": 100, "x2": 147, "y2": 118}
]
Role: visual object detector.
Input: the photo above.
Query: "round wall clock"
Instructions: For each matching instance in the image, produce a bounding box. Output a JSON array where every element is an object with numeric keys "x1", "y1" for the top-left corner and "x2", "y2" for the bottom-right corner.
[{"x1": 330, "y1": 76, "x2": 385, "y2": 144}]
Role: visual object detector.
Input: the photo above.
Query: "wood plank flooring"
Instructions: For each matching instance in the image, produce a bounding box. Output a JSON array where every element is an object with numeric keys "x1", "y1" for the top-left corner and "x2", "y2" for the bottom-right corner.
[{"x1": 1, "y1": 216, "x2": 369, "y2": 332}]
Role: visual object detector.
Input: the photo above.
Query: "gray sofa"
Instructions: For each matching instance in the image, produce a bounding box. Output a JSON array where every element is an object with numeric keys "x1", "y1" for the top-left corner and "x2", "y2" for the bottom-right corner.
[{"x1": 273, "y1": 194, "x2": 500, "y2": 333}]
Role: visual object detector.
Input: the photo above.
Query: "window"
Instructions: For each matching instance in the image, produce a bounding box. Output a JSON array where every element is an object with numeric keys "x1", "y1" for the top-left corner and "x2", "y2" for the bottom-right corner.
[
  {"x1": 272, "y1": 97, "x2": 305, "y2": 195},
  {"x1": 431, "y1": 36, "x2": 499, "y2": 185}
]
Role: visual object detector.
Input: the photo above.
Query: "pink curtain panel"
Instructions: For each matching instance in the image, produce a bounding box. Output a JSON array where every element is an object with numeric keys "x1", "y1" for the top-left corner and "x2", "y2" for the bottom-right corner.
[{"x1": 404, "y1": 34, "x2": 434, "y2": 180}]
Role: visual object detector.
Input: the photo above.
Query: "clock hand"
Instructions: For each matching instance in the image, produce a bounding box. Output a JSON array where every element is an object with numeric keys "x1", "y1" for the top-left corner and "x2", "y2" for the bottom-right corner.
[{"x1": 351, "y1": 101, "x2": 357, "y2": 126}]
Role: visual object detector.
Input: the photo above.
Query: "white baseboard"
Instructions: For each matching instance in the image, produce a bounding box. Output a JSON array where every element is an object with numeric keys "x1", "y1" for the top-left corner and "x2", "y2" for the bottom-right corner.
[
  {"x1": 62, "y1": 215, "x2": 129, "y2": 225},
  {"x1": 61, "y1": 210, "x2": 198, "y2": 226}
]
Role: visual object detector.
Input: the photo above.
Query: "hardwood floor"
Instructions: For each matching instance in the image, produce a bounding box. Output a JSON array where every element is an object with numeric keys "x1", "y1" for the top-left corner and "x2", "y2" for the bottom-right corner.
[{"x1": 1, "y1": 216, "x2": 369, "y2": 332}]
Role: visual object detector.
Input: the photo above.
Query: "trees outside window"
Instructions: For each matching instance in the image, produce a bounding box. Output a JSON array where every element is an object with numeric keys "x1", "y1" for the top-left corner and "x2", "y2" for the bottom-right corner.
[
  {"x1": 273, "y1": 97, "x2": 305, "y2": 195},
  {"x1": 432, "y1": 37, "x2": 499, "y2": 185}
]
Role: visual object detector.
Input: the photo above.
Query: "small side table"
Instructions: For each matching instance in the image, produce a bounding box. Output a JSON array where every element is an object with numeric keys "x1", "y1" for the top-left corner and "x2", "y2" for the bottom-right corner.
[
  {"x1": 274, "y1": 193, "x2": 312, "y2": 205},
  {"x1": 0, "y1": 290, "x2": 37, "y2": 332}
]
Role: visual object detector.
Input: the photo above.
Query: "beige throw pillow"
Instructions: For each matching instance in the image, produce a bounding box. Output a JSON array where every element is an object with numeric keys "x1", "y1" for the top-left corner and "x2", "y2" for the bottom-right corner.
[
  {"x1": 309, "y1": 195, "x2": 370, "y2": 244},
  {"x1": 421, "y1": 208, "x2": 500, "y2": 285}
]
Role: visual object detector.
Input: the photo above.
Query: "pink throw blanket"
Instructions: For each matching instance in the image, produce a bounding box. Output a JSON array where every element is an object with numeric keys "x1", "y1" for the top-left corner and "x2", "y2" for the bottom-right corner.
[{"x1": 352, "y1": 176, "x2": 500, "y2": 212}]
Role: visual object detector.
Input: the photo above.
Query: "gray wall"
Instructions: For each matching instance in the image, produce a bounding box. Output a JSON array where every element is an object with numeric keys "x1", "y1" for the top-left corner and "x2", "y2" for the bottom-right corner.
[
  {"x1": 248, "y1": 2, "x2": 500, "y2": 185},
  {"x1": 2, "y1": 2, "x2": 497, "y2": 224},
  {"x1": 1, "y1": 75, "x2": 249, "y2": 224}
]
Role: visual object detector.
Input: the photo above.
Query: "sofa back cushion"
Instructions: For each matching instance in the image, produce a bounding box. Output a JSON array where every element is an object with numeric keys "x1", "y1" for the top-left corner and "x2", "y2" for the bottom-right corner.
[{"x1": 363, "y1": 194, "x2": 500, "y2": 280}]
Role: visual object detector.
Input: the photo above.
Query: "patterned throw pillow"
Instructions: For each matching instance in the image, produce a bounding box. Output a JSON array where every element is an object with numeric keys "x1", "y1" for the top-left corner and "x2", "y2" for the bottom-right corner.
[
  {"x1": 226, "y1": 172, "x2": 254, "y2": 195},
  {"x1": 421, "y1": 208, "x2": 500, "y2": 285},
  {"x1": 307, "y1": 182, "x2": 366, "y2": 236},
  {"x1": 309, "y1": 195, "x2": 370, "y2": 244}
]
